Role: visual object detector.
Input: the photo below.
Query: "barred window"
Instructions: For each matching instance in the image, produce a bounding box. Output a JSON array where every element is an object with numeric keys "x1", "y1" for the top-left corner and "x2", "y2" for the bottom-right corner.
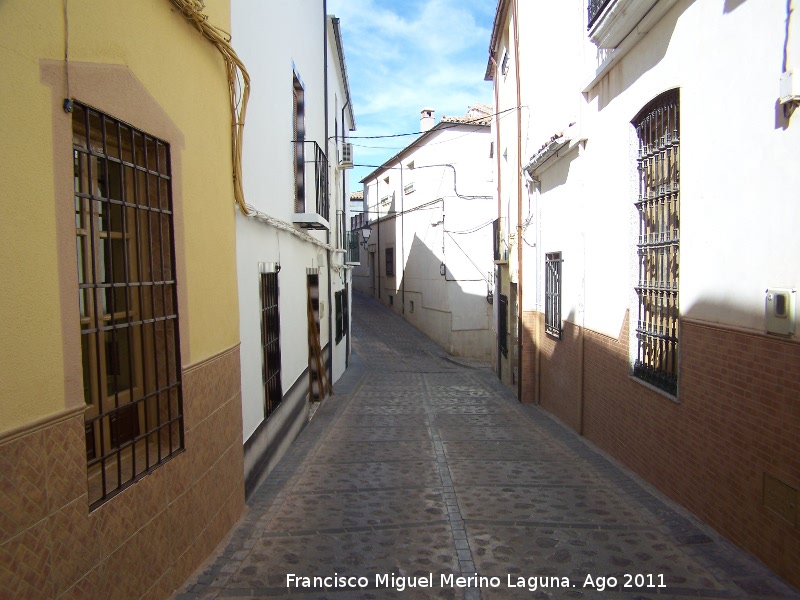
[
  {"x1": 260, "y1": 272, "x2": 282, "y2": 418},
  {"x1": 334, "y1": 289, "x2": 347, "y2": 343},
  {"x1": 632, "y1": 89, "x2": 680, "y2": 395},
  {"x1": 385, "y1": 247, "x2": 394, "y2": 277},
  {"x1": 545, "y1": 252, "x2": 562, "y2": 339},
  {"x1": 498, "y1": 293, "x2": 508, "y2": 358},
  {"x1": 73, "y1": 102, "x2": 183, "y2": 508}
]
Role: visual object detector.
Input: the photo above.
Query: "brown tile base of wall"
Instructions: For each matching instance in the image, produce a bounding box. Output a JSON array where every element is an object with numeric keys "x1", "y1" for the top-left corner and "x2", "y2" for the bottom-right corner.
[
  {"x1": 521, "y1": 310, "x2": 800, "y2": 589},
  {"x1": 0, "y1": 346, "x2": 244, "y2": 600}
]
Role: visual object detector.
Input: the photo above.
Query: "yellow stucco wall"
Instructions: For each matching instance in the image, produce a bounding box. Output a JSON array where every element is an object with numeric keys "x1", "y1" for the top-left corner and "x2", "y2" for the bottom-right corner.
[{"x1": 0, "y1": 0, "x2": 239, "y2": 433}]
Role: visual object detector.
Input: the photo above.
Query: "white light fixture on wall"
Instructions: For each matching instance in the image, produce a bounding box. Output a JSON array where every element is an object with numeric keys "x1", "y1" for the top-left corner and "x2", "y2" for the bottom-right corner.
[{"x1": 360, "y1": 226, "x2": 372, "y2": 248}]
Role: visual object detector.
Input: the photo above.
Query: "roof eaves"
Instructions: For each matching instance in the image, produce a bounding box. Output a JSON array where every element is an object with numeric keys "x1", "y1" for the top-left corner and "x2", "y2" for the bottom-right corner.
[
  {"x1": 485, "y1": 0, "x2": 511, "y2": 81},
  {"x1": 330, "y1": 16, "x2": 356, "y2": 130}
]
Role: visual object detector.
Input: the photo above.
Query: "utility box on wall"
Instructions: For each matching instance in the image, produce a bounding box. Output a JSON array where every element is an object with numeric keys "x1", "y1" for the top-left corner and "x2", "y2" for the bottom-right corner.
[{"x1": 765, "y1": 288, "x2": 796, "y2": 336}]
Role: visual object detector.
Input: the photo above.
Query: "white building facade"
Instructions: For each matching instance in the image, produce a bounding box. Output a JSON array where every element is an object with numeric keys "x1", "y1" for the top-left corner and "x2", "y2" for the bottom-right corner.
[
  {"x1": 232, "y1": 0, "x2": 356, "y2": 493},
  {"x1": 488, "y1": 0, "x2": 800, "y2": 587},
  {"x1": 353, "y1": 107, "x2": 496, "y2": 361}
]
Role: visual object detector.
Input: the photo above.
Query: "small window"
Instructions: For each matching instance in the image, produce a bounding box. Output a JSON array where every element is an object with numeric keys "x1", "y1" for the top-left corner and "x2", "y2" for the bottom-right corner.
[
  {"x1": 545, "y1": 252, "x2": 562, "y2": 339},
  {"x1": 389, "y1": 295, "x2": 394, "y2": 306},
  {"x1": 410, "y1": 300, "x2": 415, "y2": 313},
  {"x1": 501, "y1": 50, "x2": 509, "y2": 76},
  {"x1": 385, "y1": 247, "x2": 394, "y2": 277}
]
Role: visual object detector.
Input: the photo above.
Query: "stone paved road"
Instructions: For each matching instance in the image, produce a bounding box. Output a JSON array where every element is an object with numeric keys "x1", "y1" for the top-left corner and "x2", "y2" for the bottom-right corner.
[{"x1": 174, "y1": 293, "x2": 800, "y2": 600}]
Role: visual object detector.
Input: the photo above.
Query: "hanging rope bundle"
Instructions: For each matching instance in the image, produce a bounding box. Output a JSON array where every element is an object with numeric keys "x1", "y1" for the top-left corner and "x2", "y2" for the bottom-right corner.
[{"x1": 169, "y1": 0, "x2": 251, "y2": 214}]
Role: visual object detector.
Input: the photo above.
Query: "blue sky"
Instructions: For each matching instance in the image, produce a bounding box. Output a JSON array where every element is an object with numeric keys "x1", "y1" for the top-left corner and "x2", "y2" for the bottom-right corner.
[{"x1": 327, "y1": 0, "x2": 496, "y2": 191}]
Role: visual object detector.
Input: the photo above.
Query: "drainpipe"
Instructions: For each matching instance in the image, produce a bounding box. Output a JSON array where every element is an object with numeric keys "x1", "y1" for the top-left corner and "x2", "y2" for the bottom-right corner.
[
  {"x1": 399, "y1": 161, "x2": 405, "y2": 314},
  {"x1": 376, "y1": 180, "x2": 381, "y2": 300},
  {"x1": 513, "y1": 0, "x2": 524, "y2": 402},
  {"x1": 489, "y1": 55, "x2": 502, "y2": 380},
  {"x1": 324, "y1": 3, "x2": 333, "y2": 382},
  {"x1": 342, "y1": 99, "x2": 350, "y2": 367}
]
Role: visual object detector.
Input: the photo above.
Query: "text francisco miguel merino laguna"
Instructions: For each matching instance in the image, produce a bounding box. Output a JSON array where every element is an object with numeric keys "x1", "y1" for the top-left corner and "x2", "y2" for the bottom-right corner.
[{"x1": 287, "y1": 572, "x2": 667, "y2": 592}]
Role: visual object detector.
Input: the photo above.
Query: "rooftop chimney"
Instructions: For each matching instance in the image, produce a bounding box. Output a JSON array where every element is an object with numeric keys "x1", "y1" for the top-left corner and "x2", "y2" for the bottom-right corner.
[{"x1": 420, "y1": 108, "x2": 435, "y2": 132}]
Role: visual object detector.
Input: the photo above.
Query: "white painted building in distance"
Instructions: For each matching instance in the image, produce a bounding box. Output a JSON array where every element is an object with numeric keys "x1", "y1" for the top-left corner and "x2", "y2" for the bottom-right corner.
[
  {"x1": 232, "y1": 0, "x2": 356, "y2": 493},
  {"x1": 487, "y1": 0, "x2": 800, "y2": 588},
  {"x1": 353, "y1": 106, "x2": 495, "y2": 361}
]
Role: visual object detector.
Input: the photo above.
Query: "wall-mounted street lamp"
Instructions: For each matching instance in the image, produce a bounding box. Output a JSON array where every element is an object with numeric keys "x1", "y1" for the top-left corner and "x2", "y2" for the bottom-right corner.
[{"x1": 360, "y1": 226, "x2": 372, "y2": 248}]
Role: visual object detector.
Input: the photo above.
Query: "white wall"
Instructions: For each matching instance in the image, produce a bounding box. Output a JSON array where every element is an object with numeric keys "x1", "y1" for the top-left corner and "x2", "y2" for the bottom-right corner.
[
  {"x1": 517, "y1": 0, "x2": 800, "y2": 338},
  {"x1": 232, "y1": 0, "x2": 344, "y2": 445},
  {"x1": 360, "y1": 122, "x2": 495, "y2": 359}
]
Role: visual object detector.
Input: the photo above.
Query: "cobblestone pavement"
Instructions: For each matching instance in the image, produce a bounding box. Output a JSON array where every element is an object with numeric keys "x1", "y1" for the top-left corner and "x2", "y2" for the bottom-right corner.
[{"x1": 174, "y1": 293, "x2": 800, "y2": 600}]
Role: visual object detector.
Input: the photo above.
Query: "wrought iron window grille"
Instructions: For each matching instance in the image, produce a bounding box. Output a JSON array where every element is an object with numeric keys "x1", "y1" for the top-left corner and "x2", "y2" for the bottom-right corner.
[
  {"x1": 260, "y1": 272, "x2": 283, "y2": 418},
  {"x1": 632, "y1": 89, "x2": 680, "y2": 396},
  {"x1": 72, "y1": 101, "x2": 183, "y2": 509},
  {"x1": 588, "y1": 0, "x2": 613, "y2": 28},
  {"x1": 545, "y1": 252, "x2": 563, "y2": 339}
]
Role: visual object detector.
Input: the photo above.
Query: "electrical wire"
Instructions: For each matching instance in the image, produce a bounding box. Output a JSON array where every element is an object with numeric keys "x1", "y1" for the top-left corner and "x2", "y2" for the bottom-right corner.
[
  {"x1": 445, "y1": 232, "x2": 490, "y2": 283},
  {"x1": 445, "y1": 219, "x2": 494, "y2": 235},
  {"x1": 63, "y1": 0, "x2": 70, "y2": 102},
  {"x1": 170, "y1": 0, "x2": 251, "y2": 215}
]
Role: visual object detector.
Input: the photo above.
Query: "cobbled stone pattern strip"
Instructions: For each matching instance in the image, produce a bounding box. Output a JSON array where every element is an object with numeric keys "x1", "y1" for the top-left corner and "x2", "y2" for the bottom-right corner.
[{"x1": 174, "y1": 293, "x2": 800, "y2": 600}]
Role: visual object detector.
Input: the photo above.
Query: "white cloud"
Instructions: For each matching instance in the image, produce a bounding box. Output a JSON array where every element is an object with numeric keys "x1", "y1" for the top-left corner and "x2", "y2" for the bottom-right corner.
[{"x1": 328, "y1": 0, "x2": 494, "y2": 186}]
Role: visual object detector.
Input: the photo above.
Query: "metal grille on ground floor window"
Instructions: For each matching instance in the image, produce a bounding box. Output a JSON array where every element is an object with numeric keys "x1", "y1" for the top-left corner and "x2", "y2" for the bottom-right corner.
[
  {"x1": 545, "y1": 252, "x2": 563, "y2": 339},
  {"x1": 72, "y1": 101, "x2": 183, "y2": 509},
  {"x1": 260, "y1": 272, "x2": 282, "y2": 418},
  {"x1": 385, "y1": 247, "x2": 394, "y2": 277},
  {"x1": 498, "y1": 293, "x2": 508, "y2": 358},
  {"x1": 335, "y1": 289, "x2": 348, "y2": 344},
  {"x1": 632, "y1": 89, "x2": 680, "y2": 396}
]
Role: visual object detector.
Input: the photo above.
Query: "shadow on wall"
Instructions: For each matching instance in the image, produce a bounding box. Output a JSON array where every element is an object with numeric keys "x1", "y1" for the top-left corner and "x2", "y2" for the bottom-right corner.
[
  {"x1": 723, "y1": 0, "x2": 748, "y2": 13},
  {"x1": 589, "y1": 0, "x2": 694, "y2": 111},
  {"x1": 395, "y1": 233, "x2": 493, "y2": 361},
  {"x1": 529, "y1": 295, "x2": 800, "y2": 588}
]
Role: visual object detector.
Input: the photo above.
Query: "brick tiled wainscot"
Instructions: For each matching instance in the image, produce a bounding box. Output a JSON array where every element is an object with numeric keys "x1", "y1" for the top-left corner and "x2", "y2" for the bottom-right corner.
[
  {"x1": 0, "y1": 345, "x2": 244, "y2": 600},
  {"x1": 520, "y1": 311, "x2": 800, "y2": 589}
]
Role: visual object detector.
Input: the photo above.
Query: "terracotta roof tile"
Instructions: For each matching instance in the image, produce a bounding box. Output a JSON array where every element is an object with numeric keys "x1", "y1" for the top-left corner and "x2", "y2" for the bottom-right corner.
[{"x1": 440, "y1": 103, "x2": 493, "y2": 126}]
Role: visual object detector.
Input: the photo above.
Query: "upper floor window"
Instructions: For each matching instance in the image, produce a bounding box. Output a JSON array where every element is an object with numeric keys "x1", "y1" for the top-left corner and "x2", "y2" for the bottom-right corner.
[
  {"x1": 588, "y1": 0, "x2": 612, "y2": 28},
  {"x1": 72, "y1": 101, "x2": 183, "y2": 508},
  {"x1": 632, "y1": 89, "x2": 680, "y2": 396},
  {"x1": 293, "y1": 71, "x2": 305, "y2": 213}
]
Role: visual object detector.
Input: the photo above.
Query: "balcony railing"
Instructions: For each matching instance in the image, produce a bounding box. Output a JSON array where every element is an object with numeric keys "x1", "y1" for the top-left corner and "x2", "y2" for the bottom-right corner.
[
  {"x1": 346, "y1": 231, "x2": 360, "y2": 265},
  {"x1": 588, "y1": 0, "x2": 612, "y2": 27},
  {"x1": 351, "y1": 212, "x2": 366, "y2": 230},
  {"x1": 293, "y1": 140, "x2": 329, "y2": 230}
]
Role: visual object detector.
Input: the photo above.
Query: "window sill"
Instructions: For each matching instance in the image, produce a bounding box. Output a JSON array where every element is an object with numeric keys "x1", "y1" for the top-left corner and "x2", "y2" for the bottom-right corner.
[
  {"x1": 628, "y1": 374, "x2": 679, "y2": 404},
  {"x1": 292, "y1": 213, "x2": 330, "y2": 230},
  {"x1": 583, "y1": 0, "x2": 679, "y2": 94}
]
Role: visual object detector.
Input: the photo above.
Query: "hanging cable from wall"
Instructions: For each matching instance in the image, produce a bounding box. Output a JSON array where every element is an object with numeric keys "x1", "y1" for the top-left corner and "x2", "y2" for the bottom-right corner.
[
  {"x1": 62, "y1": 0, "x2": 72, "y2": 112},
  {"x1": 169, "y1": 0, "x2": 251, "y2": 214}
]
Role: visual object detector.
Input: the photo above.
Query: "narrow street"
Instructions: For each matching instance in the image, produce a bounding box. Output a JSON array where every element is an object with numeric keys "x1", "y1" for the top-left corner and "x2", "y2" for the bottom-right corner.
[{"x1": 175, "y1": 293, "x2": 799, "y2": 600}]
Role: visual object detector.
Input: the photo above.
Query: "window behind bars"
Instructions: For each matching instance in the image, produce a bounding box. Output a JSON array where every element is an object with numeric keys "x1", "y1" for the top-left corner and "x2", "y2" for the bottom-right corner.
[{"x1": 632, "y1": 89, "x2": 680, "y2": 395}]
